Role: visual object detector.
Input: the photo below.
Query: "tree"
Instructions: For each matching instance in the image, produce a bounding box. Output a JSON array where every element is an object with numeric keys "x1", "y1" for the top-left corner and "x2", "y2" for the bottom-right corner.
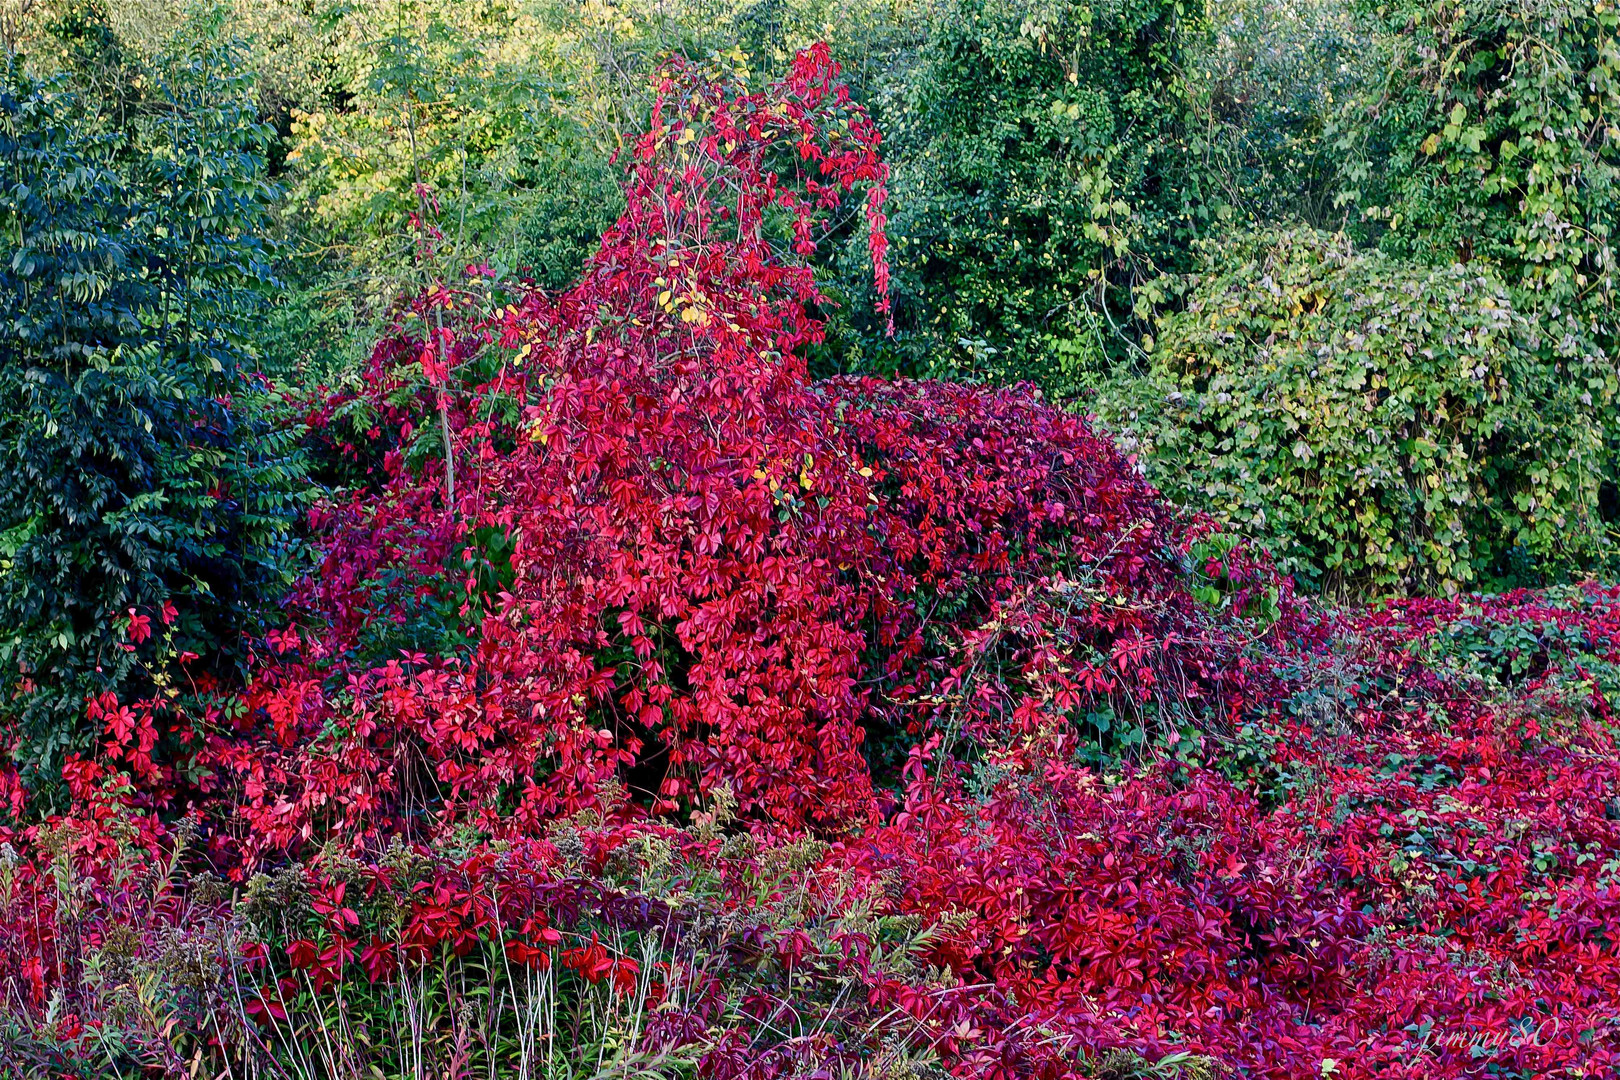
[{"x1": 0, "y1": 13, "x2": 303, "y2": 790}]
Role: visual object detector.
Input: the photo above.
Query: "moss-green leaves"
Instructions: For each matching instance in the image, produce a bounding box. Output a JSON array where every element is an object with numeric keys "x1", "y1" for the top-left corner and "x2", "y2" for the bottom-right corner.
[{"x1": 1095, "y1": 228, "x2": 1615, "y2": 597}]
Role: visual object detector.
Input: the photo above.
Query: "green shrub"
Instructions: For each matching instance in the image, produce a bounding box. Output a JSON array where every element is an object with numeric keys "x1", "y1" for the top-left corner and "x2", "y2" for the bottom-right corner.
[
  {"x1": 0, "y1": 21, "x2": 306, "y2": 789},
  {"x1": 277, "y1": 0, "x2": 621, "y2": 304},
  {"x1": 1094, "y1": 229, "x2": 1615, "y2": 596},
  {"x1": 821, "y1": 0, "x2": 1207, "y2": 385}
]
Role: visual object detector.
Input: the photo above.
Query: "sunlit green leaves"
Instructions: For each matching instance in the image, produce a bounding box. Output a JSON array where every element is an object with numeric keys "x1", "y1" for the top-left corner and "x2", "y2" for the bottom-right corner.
[{"x1": 1094, "y1": 228, "x2": 1615, "y2": 597}]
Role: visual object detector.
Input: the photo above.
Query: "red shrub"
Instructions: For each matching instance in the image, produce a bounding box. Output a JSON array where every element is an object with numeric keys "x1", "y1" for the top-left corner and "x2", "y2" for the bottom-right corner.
[
  {"x1": 4, "y1": 45, "x2": 1620, "y2": 1080},
  {"x1": 187, "y1": 45, "x2": 1248, "y2": 866}
]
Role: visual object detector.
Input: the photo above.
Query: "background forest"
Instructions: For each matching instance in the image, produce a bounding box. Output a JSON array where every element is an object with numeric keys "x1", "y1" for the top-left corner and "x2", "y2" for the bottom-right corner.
[{"x1": 6, "y1": 1, "x2": 1620, "y2": 1077}]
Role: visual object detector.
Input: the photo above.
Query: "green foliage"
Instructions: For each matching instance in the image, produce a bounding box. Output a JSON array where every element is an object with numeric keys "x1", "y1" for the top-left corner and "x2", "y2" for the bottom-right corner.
[
  {"x1": 1409, "y1": 585, "x2": 1620, "y2": 706},
  {"x1": 1335, "y1": 0, "x2": 1620, "y2": 508},
  {"x1": 1345, "y1": 0, "x2": 1620, "y2": 335},
  {"x1": 0, "y1": 18, "x2": 305, "y2": 787},
  {"x1": 1186, "y1": 531, "x2": 1282, "y2": 623},
  {"x1": 1094, "y1": 229, "x2": 1614, "y2": 596},
  {"x1": 281, "y1": 1, "x2": 618, "y2": 296},
  {"x1": 823, "y1": 0, "x2": 1207, "y2": 385},
  {"x1": 1182, "y1": 0, "x2": 1371, "y2": 229}
]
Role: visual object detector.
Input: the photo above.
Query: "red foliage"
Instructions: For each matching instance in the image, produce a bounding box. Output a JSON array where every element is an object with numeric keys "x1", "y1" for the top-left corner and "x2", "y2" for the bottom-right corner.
[
  {"x1": 190, "y1": 44, "x2": 1241, "y2": 865},
  {"x1": 4, "y1": 45, "x2": 1620, "y2": 1080}
]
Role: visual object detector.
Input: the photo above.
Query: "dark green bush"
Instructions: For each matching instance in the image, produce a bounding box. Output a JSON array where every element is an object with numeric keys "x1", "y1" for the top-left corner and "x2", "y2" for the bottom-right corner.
[
  {"x1": 1344, "y1": 0, "x2": 1620, "y2": 336},
  {"x1": 0, "y1": 25, "x2": 305, "y2": 789}
]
